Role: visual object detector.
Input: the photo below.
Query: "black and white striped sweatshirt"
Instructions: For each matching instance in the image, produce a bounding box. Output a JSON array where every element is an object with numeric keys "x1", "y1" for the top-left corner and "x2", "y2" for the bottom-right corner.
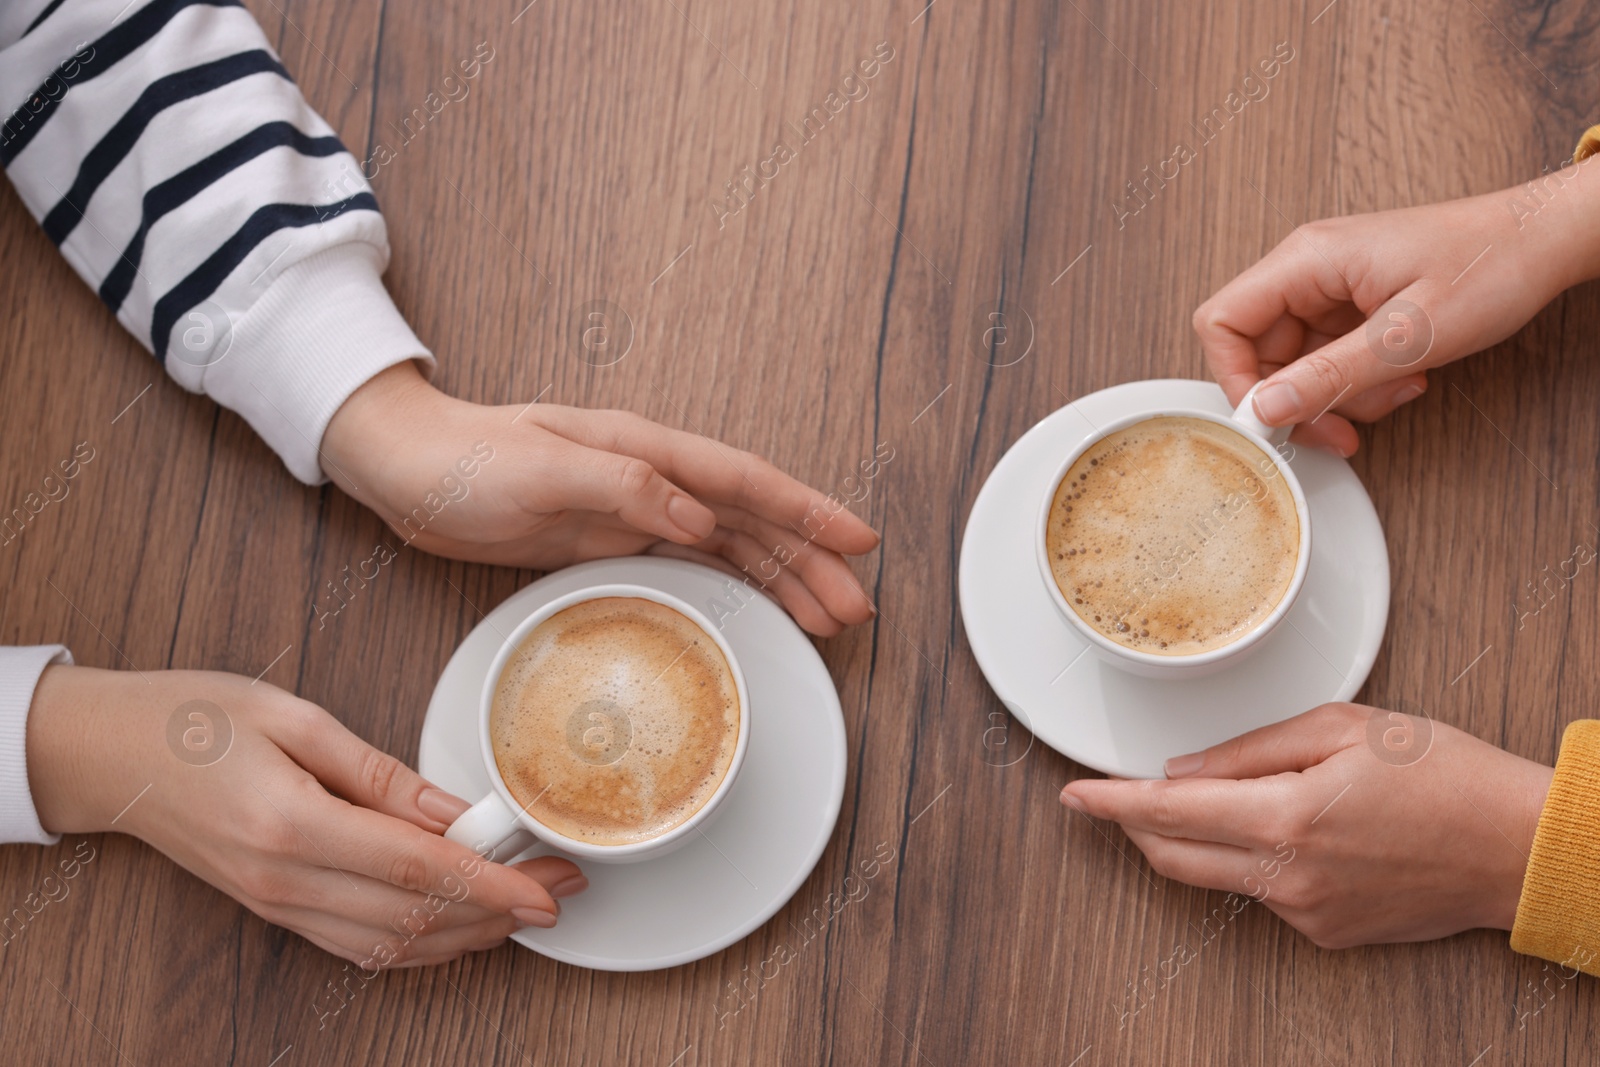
[
  {"x1": 1, "y1": 0, "x2": 433, "y2": 481},
  {"x1": 0, "y1": 0, "x2": 434, "y2": 843}
]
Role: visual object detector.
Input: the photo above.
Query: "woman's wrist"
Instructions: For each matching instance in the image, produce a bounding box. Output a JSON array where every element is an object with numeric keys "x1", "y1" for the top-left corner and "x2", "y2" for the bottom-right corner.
[
  {"x1": 1503, "y1": 155, "x2": 1600, "y2": 296},
  {"x1": 1485, "y1": 758, "x2": 1555, "y2": 930},
  {"x1": 321, "y1": 359, "x2": 444, "y2": 513},
  {"x1": 25, "y1": 665, "x2": 132, "y2": 836}
]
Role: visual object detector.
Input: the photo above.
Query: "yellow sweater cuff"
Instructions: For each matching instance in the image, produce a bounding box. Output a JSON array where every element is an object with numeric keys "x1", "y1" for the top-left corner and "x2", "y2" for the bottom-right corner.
[
  {"x1": 1510, "y1": 720, "x2": 1600, "y2": 975},
  {"x1": 1575, "y1": 124, "x2": 1600, "y2": 163}
]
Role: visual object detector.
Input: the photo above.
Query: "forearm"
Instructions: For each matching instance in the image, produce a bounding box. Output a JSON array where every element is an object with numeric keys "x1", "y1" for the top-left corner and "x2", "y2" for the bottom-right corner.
[
  {"x1": 23, "y1": 664, "x2": 113, "y2": 837},
  {"x1": 1502, "y1": 152, "x2": 1600, "y2": 295}
]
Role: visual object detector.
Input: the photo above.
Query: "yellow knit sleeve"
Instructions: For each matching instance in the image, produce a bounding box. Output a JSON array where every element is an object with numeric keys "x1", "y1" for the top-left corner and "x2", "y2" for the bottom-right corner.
[
  {"x1": 1575, "y1": 125, "x2": 1600, "y2": 163},
  {"x1": 1510, "y1": 720, "x2": 1600, "y2": 975}
]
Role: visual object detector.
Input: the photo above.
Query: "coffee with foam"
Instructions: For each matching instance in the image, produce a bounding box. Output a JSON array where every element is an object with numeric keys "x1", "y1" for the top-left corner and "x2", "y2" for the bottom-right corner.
[
  {"x1": 489, "y1": 597, "x2": 740, "y2": 846},
  {"x1": 1045, "y1": 416, "x2": 1300, "y2": 656}
]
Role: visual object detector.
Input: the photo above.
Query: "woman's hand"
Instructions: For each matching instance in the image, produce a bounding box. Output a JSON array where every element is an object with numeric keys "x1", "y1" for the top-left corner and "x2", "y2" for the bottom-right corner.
[
  {"x1": 26, "y1": 666, "x2": 586, "y2": 967},
  {"x1": 1193, "y1": 166, "x2": 1600, "y2": 455},
  {"x1": 322, "y1": 362, "x2": 880, "y2": 637},
  {"x1": 1060, "y1": 704, "x2": 1553, "y2": 947}
]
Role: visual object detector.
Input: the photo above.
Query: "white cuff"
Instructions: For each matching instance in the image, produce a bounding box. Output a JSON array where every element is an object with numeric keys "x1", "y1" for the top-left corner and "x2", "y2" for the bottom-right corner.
[
  {"x1": 0, "y1": 645, "x2": 72, "y2": 846},
  {"x1": 199, "y1": 243, "x2": 436, "y2": 485}
]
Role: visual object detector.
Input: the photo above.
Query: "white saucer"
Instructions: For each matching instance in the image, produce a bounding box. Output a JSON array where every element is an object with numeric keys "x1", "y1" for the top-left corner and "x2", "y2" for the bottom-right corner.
[
  {"x1": 958, "y1": 379, "x2": 1390, "y2": 779},
  {"x1": 418, "y1": 557, "x2": 847, "y2": 971}
]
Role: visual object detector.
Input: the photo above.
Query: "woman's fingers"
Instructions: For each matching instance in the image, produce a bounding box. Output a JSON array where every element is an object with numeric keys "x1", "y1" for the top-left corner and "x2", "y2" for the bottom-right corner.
[
  {"x1": 266, "y1": 879, "x2": 500, "y2": 961},
  {"x1": 492, "y1": 406, "x2": 882, "y2": 634},
  {"x1": 1248, "y1": 277, "x2": 1442, "y2": 433},
  {"x1": 1061, "y1": 777, "x2": 1279, "y2": 849},
  {"x1": 389, "y1": 861, "x2": 587, "y2": 965},
  {"x1": 1287, "y1": 413, "x2": 1360, "y2": 457},
  {"x1": 647, "y1": 536, "x2": 868, "y2": 637},
  {"x1": 267, "y1": 698, "x2": 581, "y2": 916},
  {"x1": 389, "y1": 915, "x2": 524, "y2": 967},
  {"x1": 289, "y1": 864, "x2": 505, "y2": 928},
  {"x1": 268, "y1": 701, "x2": 473, "y2": 835},
  {"x1": 1330, "y1": 373, "x2": 1429, "y2": 423},
  {"x1": 1236, "y1": 359, "x2": 1426, "y2": 460},
  {"x1": 1247, "y1": 358, "x2": 1356, "y2": 454},
  {"x1": 1196, "y1": 223, "x2": 1431, "y2": 450},
  {"x1": 1122, "y1": 826, "x2": 1254, "y2": 893},
  {"x1": 509, "y1": 855, "x2": 589, "y2": 899},
  {"x1": 703, "y1": 504, "x2": 875, "y2": 626},
  {"x1": 270, "y1": 902, "x2": 519, "y2": 968},
  {"x1": 354, "y1": 867, "x2": 586, "y2": 968},
  {"x1": 538, "y1": 407, "x2": 880, "y2": 557},
  {"x1": 282, "y1": 920, "x2": 390, "y2": 966},
  {"x1": 1247, "y1": 323, "x2": 1393, "y2": 430},
  {"x1": 1163, "y1": 703, "x2": 1365, "y2": 781},
  {"x1": 1245, "y1": 315, "x2": 1309, "y2": 374},
  {"x1": 252, "y1": 838, "x2": 587, "y2": 966},
  {"x1": 292, "y1": 853, "x2": 589, "y2": 927},
  {"x1": 1194, "y1": 234, "x2": 1357, "y2": 405},
  {"x1": 645, "y1": 541, "x2": 776, "y2": 591},
  {"x1": 519, "y1": 434, "x2": 716, "y2": 545},
  {"x1": 693, "y1": 527, "x2": 841, "y2": 635},
  {"x1": 306, "y1": 801, "x2": 565, "y2": 923}
]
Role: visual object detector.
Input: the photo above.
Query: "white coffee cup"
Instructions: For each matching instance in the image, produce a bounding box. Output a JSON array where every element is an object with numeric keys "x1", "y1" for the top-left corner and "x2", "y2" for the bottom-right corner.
[
  {"x1": 444, "y1": 583, "x2": 751, "y2": 865},
  {"x1": 1035, "y1": 383, "x2": 1312, "y2": 680}
]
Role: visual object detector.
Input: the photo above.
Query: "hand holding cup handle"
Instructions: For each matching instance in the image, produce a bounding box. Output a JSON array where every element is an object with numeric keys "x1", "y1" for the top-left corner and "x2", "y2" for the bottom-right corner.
[
  {"x1": 1234, "y1": 381, "x2": 1293, "y2": 448},
  {"x1": 445, "y1": 795, "x2": 537, "y2": 865},
  {"x1": 1188, "y1": 185, "x2": 1600, "y2": 458}
]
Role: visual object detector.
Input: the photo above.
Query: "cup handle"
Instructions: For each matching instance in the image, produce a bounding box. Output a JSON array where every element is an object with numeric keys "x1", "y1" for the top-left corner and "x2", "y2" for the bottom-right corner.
[
  {"x1": 444, "y1": 793, "x2": 536, "y2": 863},
  {"x1": 1231, "y1": 381, "x2": 1292, "y2": 448}
]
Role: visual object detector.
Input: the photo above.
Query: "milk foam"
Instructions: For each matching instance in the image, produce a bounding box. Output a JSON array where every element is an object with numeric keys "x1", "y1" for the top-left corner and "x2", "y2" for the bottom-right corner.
[
  {"x1": 1045, "y1": 416, "x2": 1300, "y2": 655},
  {"x1": 490, "y1": 597, "x2": 740, "y2": 845}
]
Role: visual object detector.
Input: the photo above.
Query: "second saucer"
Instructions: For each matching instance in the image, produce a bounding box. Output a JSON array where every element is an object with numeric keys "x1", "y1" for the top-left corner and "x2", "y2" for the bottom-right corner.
[{"x1": 959, "y1": 378, "x2": 1391, "y2": 779}]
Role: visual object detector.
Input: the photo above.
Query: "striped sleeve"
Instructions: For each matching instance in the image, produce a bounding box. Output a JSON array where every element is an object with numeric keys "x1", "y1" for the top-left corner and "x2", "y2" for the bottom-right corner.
[{"x1": 0, "y1": 0, "x2": 434, "y2": 484}]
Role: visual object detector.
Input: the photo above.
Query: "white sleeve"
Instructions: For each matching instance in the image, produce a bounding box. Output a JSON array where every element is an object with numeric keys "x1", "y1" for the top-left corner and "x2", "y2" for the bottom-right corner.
[
  {"x1": 0, "y1": 645, "x2": 72, "y2": 845},
  {"x1": 0, "y1": 0, "x2": 434, "y2": 484}
]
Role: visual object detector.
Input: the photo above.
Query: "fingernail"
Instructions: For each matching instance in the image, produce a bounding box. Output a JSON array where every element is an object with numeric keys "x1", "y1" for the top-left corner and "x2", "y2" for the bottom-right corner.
[
  {"x1": 1059, "y1": 787, "x2": 1085, "y2": 810},
  {"x1": 1164, "y1": 752, "x2": 1205, "y2": 778},
  {"x1": 511, "y1": 906, "x2": 557, "y2": 928},
  {"x1": 667, "y1": 495, "x2": 715, "y2": 539},
  {"x1": 549, "y1": 874, "x2": 589, "y2": 899},
  {"x1": 1252, "y1": 381, "x2": 1302, "y2": 425},
  {"x1": 417, "y1": 788, "x2": 471, "y2": 825},
  {"x1": 1393, "y1": 383, "x2": 1425, "y2": 405},
  {"x1": 852, "y1": 576, "x2": 876, "y2": 614}
]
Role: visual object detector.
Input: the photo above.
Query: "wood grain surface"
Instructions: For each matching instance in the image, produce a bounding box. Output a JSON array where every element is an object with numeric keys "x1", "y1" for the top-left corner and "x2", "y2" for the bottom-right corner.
[{"x1": 3, "y1": 0, "x2": 1599, "y2": 1063}]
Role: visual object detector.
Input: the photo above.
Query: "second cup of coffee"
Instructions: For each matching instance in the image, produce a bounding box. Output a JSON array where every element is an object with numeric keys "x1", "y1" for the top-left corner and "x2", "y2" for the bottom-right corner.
[{"x1": 1036, "y1": 391, "x2": 1312, "y2": 680}]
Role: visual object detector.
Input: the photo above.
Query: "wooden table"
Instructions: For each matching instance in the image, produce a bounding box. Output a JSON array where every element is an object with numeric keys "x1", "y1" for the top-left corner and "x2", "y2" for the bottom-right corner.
[{"x1": 4, "y1": 0, "x2": 1598, "y2": 1062}]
